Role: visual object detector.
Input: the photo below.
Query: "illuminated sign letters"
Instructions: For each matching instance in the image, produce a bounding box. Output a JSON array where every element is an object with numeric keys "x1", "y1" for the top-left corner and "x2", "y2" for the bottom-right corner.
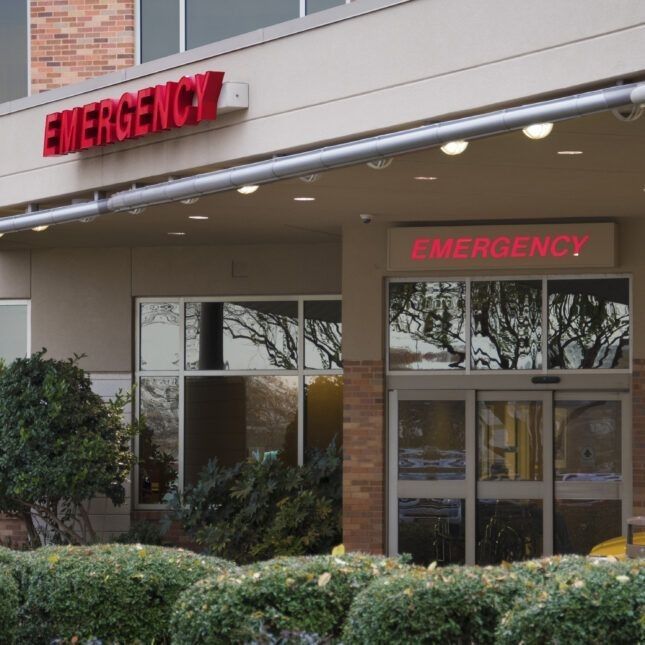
[
  {"x1": 43, "y1": 71, "x2": 225, "y2": 156},
  {"x1": 388, "y1": 223, "x2": 616, "y2": 270}
]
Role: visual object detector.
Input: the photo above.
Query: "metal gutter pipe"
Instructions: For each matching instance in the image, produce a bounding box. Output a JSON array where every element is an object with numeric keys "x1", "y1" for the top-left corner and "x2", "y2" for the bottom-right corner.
[{"x1": 1, "y1": 82, "x2": 644, "y2": 234}]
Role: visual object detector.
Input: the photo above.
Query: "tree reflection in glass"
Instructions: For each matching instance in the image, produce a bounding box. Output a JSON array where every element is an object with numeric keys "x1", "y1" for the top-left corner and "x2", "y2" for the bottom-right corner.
[
  {"x1": 304, "y1": 301, "x2": 342, "y2": 369},
  {"x1": 548, "y1": 278, "x2": 629, "y2": 369},
  {"x1": 389, "y1": 282, "x2": 466, "y2": 370},
  {"x1": 140, "y1": 302, "x2": 179, "y2": 370},
  {"x1": 138, "y1": 377, "x2": 179, "y2": 504},
  {"x1": 185, "y1": 302, "x2": 298, "y2": 370},
  {"x1": 471, "y1": 281, "x2": 542, "y2": 370}
]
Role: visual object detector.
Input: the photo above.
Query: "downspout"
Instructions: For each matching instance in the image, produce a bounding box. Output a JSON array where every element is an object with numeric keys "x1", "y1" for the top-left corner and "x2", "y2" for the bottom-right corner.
[{"x1": 1, "y1": 82, "x2": 644, "y2": 234}]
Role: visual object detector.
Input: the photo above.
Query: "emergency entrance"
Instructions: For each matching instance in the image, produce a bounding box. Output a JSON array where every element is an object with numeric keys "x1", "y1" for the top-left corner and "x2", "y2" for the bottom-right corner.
[{"x1": 386, "y1": 275, "x2": 632, "y2": 565}]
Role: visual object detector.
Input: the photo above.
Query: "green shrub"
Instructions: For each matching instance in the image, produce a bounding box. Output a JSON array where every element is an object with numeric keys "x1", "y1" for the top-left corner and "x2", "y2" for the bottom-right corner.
[
  {"x1": 16, "y1": 543, "x2": 234, "y2": 643},
  {"x1": 497, "y1": 557, "x2": 645, "y2": 645},
  {"x1": 342, "y1": 565, "x2": 517, "y2": 645},
  {"x1": 0, "y1": 351, "x2": 142, "y2": 545},
  {"x1": 115, "y1": 519, "x2": 165, "y2": 545},
  {"x1": 169, "y1": 553, "x2": 411, "y2": 644},
  {"x1": 167, "y1": 441, "x2": 342, "y2": 564},
  {"x1": 0, "y1": 563, "x2": 19, "y2": 643}
]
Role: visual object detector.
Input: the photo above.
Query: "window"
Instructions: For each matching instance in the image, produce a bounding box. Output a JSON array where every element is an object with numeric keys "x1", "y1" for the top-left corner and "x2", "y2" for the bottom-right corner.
[
  {"x1": 388, "y1": 276, "x2": 630, "y2": 373},
  {"x1": 136, "y1": 296, "x2": 342, "y2": 505},
  {"x1": 0, "y1": 1, "x2": 28, "y2": 103},
  {"x1": 0, "y1": 301, "x2": 29, "y2": 364},
  {"x1": 139, "y1": 0, "x2": 349, "y2": 63}
]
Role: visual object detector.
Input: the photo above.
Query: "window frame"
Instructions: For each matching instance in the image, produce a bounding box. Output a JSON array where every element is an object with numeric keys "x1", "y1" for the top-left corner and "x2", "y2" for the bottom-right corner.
[
  {"x1": 386, "y1": 274, "x2": 633, "y2": 377},
  {"x1": 0, "y1": 299, "x2": 31, "y2": 360},
  {"x1": 134, "y1": 294, "x2": 342, "y2": 509},
  {"x1": 135, "y1": 0, "x2": 352, "y2": 64}
]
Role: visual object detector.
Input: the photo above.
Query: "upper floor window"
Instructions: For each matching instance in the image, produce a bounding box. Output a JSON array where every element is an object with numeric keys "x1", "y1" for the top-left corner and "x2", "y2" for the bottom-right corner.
[
  {"x1": 388, "y1": 276, "x2": 630, "y2": 373},
  {"x1": 0, "y1": 1, "x2": 28, "y2": 103},
  {"x1": 139, "y1": 0, "x2": 350, "y2": 64}
]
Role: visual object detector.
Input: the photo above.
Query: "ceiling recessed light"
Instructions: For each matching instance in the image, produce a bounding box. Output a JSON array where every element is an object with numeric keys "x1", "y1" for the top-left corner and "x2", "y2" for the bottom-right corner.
[
  {"x1": 32, "y1": 225, "x2": 49, "y2": 232},
  {"x1": 522, "y1": 123, "x2": 554, "y2": 140},
  {"x1": 557, "y1": 150, "x2": 583, "y2": 155},
  {"x1": 293, "y1": 197, "x2": 316, "y2": 202},
  {"x1": 440, "y1": 140, "x2": 469, "y2": 155},
  {"x1": 188, "y1": 215, "x2": 209, "y2": 220},
  {"x1": 413, "y1": 176, "x2": 438, "y2": 181},
  {"x1": 168, "y1": 231, "x2": 186, "y2": 236},
  {"x1": 0, "y1": 233, "x2": 4, "y2": 239},
  {"x1": 237, "y1": 185, "x2": 259, "y2": 195}
]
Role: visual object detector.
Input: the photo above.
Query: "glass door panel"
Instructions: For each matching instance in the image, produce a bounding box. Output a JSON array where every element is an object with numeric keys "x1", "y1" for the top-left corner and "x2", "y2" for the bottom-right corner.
[
  {"x1": 475, "y1": 392, "x2": 550, "y2": 564},
  {"x1": 390, "y1": 390, "x2": 473, "y2": 566},
  {"x1": 553, "y1": 393, "x2": 626, "y2": 555}
]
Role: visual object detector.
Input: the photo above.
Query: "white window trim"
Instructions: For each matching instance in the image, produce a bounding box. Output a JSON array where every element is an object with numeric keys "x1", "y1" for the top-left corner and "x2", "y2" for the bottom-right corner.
[
  {"x1": 134, "y1": 294, "x2": 342, "y2": 509},
  {"x1": 136, "y1": 0, "x2": 352, "y2": 65}
]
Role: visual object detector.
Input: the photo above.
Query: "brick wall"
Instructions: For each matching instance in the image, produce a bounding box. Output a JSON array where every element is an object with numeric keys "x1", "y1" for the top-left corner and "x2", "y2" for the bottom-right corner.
[
  {"x1": 342, "y1": 360, "x2": 385, "y2": 553},
  {"x1": 633, "y1": 360, "x2": 645, "y2": 515},
  {"x1": 0, "y1": 515, "x2": 28, "y2": 547},
  {"x1": 30, "y1": 0, "x2": 135, "y2": 95}
]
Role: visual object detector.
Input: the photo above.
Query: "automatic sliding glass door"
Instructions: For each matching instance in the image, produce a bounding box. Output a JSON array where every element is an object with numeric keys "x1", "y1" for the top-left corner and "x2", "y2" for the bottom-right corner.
[{"x1": 389, "y1": 388, "x2": 629, "y2": 565}]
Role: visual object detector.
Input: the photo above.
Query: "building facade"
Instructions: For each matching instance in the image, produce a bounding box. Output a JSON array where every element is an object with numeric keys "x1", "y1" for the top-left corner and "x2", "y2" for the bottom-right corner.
[{"x1": 0, "y1": 0, "x2": 644, "y2": 564}]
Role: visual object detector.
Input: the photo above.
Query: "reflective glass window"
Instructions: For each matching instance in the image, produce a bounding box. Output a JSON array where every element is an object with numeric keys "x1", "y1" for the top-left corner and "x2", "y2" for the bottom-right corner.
[
  {"x1": 555, "y1": 499, "x2": 621, "y2": 555},
  {"x1": 0, "y1": 304, "x2": 28, "y2": 364},
  {"x1": 304, "y1": 375, "x2": 343, "y2": 454},
  {"x1": 140, "y1": 302, "x2": 179, "y2": 371},
  {"x1": 306, "y1": 0, "x2": 346, "y2": 13},
  {"x1": 476, "y1": 499, "x2": 543, "y2": 565},
  {"x1": 548, "y1": 278, "x2": 629, "y2": 369},
  {"x1": 185, "y1": 302, "x2": 298, "y2": 370},
  {"x1": 304, "y1": 300, "x2": 342, "y2": 369},
  {"x1": 186, "y1": 0, "x2": 299, "y2": 49},
  {"x1": 478, "y1": 401, "x2": 543, "y2": 481},
  {"x1": 184, "y1": 375, "x2": 298, "y2": 485},
  {"x1": 140, "y1": 0, "x2": 180, "y2": 63},
  {"x1": 554, "y1": 400, "x2": 621, "y2": 481},
  {"x1": 399, "y1": 498, "x2": 465, "y2": 566},
  {"x1": 139, "y1": 377, "x2": 179, "y2": 504},
  {"x1": 398, "y1": 400, "x2": 465, "y2": 480},
  {"x1": 0, "y1": 1, "x2": 27, "y2": 103},
  {"x1": 471, "y1": 280, "x2": 542, "y2": 370},
  {"x1": 389, "y1": 282, "x2": 466, "y2": 370}
]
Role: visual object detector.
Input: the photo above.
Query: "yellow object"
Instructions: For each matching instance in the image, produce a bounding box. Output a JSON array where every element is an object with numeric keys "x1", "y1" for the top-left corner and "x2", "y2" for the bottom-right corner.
[
  {"x1": 589, "y1": 532, "x2": 645, "y2": 557},
  {"x1": 331, "y1": 544, "x2": 345, "y2": 556}
]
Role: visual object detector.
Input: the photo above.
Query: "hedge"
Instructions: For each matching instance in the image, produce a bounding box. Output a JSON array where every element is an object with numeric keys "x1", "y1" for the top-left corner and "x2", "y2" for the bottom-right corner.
[
  {"x1": 497, "y1": 557, "x2": 645, "y2": 644},
  {"x1": 0, "y1": 563, "x2": 19, "y2": 643},
  {"x1": 342, "y1": 564, "x2": 517, "y2": 645},
  {"x1": 15, "y1": 544, "x2": 234, "y2": 643},
  {"x1": 169, "y1": 553, "x2": 412, "y2": 644}
]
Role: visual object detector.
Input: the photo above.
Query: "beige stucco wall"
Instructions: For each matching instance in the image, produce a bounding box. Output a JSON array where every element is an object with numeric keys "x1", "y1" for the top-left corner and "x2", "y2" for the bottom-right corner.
[
  {"x1": 0, "y1": 0, "x2": 644, "y2": 207},
  {"x1": 10, "y1": 242, "x2": 341, "y2": 372},
  {"x1": 342, "y1": 217, "x2": 645, "y2": 362}
]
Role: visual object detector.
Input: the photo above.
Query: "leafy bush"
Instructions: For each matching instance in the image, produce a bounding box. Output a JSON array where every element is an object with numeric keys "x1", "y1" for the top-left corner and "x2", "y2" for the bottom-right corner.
[
  {"x1": 497, "y1": 556, "x2": 645, "y2": 644},
  {"x1": 0, "y1": 351, "x2": 142, "y2": 545},
  {"x1": 169, "y1": 553, "x2": 411, "y2": 644},
  {"x1": 342, "y1": 564, "x2": 517, "y2": 645},
  {"x1": 115, "y1": 520, "x2": 165, "y2": 545},
  {"x1": 16, "y1": 544, "x2": 234, "y2": 643},
  {"x1": 167, "y1": 442, "x2": 342, "y2": 563},
  {"x1": 0, "y1": 563, "x2": 19, "y2": 643}
]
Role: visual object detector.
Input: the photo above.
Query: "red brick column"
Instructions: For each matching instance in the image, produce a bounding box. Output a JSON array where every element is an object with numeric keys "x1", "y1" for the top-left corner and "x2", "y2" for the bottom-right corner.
[
  {"x1": 342, "y1": 359, "x2": 385, "y2": 554},
  {"x1": 30, "y1": 0, "x2": 135, "y2": 95},
  {"x1": 633, "y1": 360, "x2": 645, "y2": 515}
]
